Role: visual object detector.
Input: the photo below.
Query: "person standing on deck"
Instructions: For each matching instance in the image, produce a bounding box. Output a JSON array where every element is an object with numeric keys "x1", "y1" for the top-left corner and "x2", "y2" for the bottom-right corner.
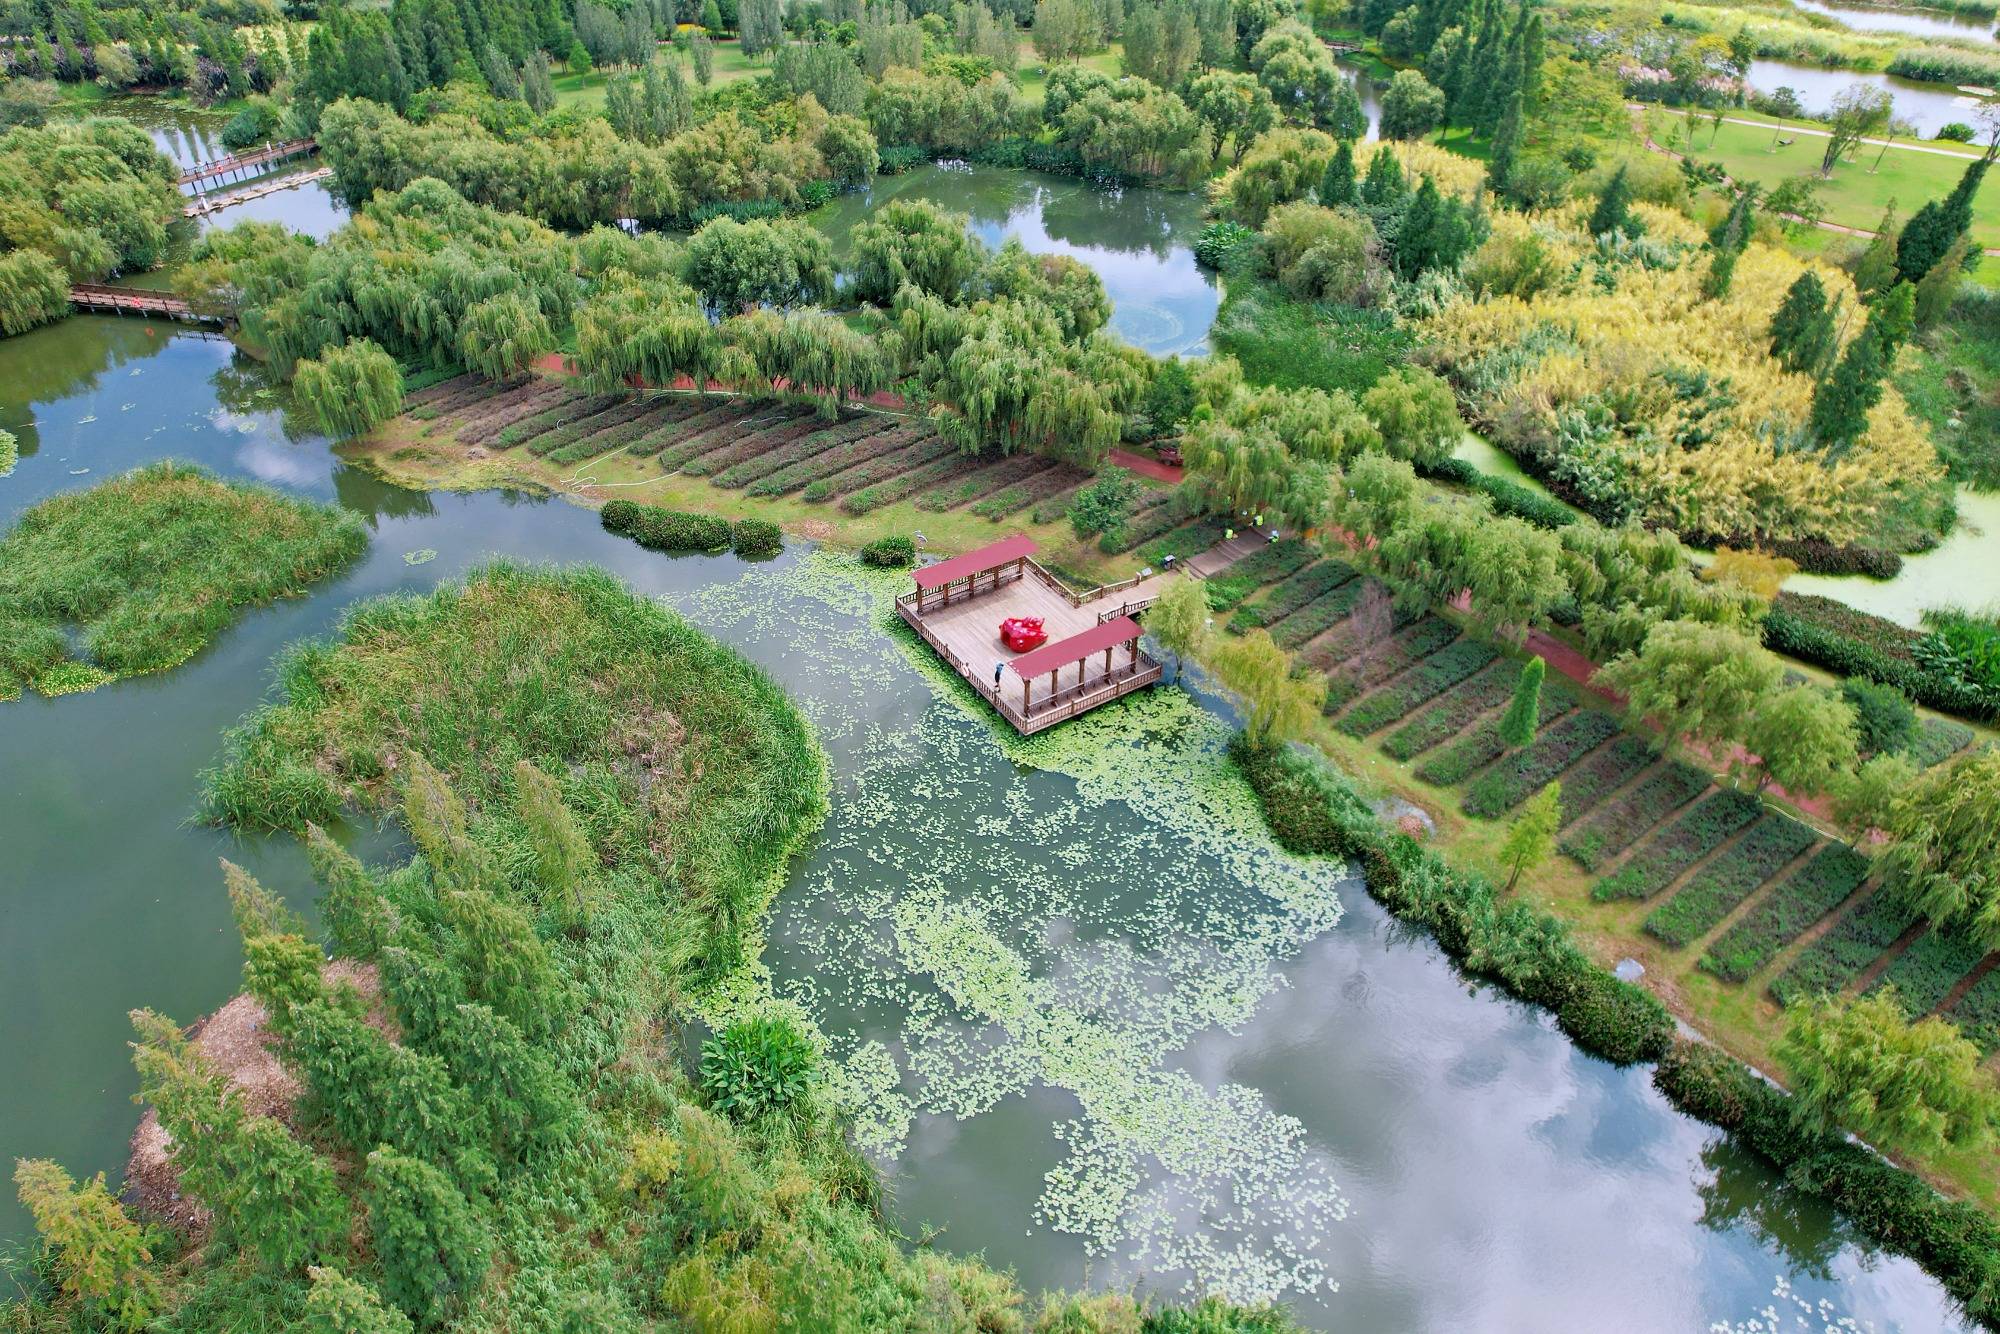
[{"x1": 994, "y1": 661, "x2": 1004, "y2": 689}]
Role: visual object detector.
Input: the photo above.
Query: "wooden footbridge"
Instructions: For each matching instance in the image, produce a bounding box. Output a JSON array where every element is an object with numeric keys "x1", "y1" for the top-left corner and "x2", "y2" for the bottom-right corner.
[
  {"x1": 66, "y1": 284, "x2": 224, "y2": 326},
  {"x1": 897, "y1": 535, "x2": 1171, "y2": 734},
  {"x1": 184, "y1": 165, "x2": 333, "y2": 218},
  {"x1": 178, "y1": 138, "x2": 318, "y2": 187}
]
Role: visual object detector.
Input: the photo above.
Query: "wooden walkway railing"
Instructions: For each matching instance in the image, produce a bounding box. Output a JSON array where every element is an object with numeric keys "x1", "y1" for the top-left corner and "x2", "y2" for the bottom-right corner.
[
  {"x1": 67, "y1": 284, "x2": 224, "y2": 325},
  {"x1": 184, "y1": 165, "x2": 333, "y2": 218},
  {"x1": 179, "y1": 138, "x2": 317, "y2": 186}
]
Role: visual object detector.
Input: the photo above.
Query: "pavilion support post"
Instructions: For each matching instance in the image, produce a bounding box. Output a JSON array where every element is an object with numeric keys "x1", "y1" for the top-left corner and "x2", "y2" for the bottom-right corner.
[{"x1": 1022, "y1": 676, "x2": 1030, "y2": 714}]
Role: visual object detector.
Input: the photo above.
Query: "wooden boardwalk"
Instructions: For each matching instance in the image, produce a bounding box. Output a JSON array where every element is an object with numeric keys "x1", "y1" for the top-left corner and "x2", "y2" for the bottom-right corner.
[
  {"x1": 67, "y1": 284, "x2": 222, "y2": 325},
  {"x1": 184, "y1": 166, "x2": 333, "y2": 218},
  {"x1": 178, "y1": 139, "x2": 317, "y2": 186}
]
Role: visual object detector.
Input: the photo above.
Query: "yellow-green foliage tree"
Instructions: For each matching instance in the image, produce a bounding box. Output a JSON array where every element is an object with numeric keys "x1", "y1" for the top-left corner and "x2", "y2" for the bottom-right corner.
[
  {"x1": 1209, "y1": 627, "x2": 1326, "y2": 749},
  {"x1": 1875, "y1": 748, "x2": 2000, "y2": 945},
  {"x1": 294, "y1": 339, "x2": 404, "y2": 441},
  {"x1": 1420, "y1": 204, "x2": 1942, "y2": 545},
  {"x1": 13, "y1": 1160, "x2": 160, "y2": 1330}
]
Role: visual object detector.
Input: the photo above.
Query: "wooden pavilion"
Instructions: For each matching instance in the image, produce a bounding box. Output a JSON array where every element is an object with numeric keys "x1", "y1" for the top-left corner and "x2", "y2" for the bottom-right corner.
[{"x1": 895, "y1": 535, "x2": 1165, "y2": 734}]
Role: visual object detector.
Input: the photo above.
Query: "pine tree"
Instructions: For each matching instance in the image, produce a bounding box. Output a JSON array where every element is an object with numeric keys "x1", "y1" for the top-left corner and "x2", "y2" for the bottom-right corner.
[
  {"x1": 1896, "y1": 155, "x2": 1988, "y2": 284},
  {"x1": 1319, "y1": 139, "x2": 1357, "y2": 207},
  {"x1": 1501, "y1": 780, "x2": 1562, "y2": 891},
  {"x1": 1811, "y1": 282, "x2": 1913, "y2": 454},
  {"x1": 1767, "y1": 271, "x2": 1827, "y2": 371},
  {"x1": 1361, "y1": 145, "x2": 1408, "y2": 207},
  {"x1": 1486, "y1": 89, "x2": 1522, "y2": 195},
  {"x1": 442, "y1": 888, "x2": 559, "y2": 1038},
  {"x1": 1915, "y1": 233, "x2": 1972, "y2": 329},
  {"x1": 13, "y1": 1160, "x2": 160, "y2": 1328},
  {"x1": 512, "y1": 760, "x2": 595, "y2": 921},
  {"x1": 306, "y1": 823, "x2": 396, "y2": 960},
  {"x1": 363, "y1": 1148, "x2": 491, "y2": 1323},
  {"x1": 1701, "y1": 188, "x2": 1755, "y2": 300},
  {"x1": 1588, "y1": 164, "x2": 1636, "y2": 238},
  {"x1": 225, "y1": 859, "x2": 324, "y2": 1031},
  {"x1": 1498, "y1": 655, "x2": 1544, "y2": 749},
  {"x1": 1852, "y1": 205, "x2": 1899, "y2": 296}
]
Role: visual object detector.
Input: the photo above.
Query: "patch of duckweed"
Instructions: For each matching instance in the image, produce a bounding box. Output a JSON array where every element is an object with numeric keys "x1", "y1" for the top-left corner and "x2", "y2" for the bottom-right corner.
[
  {"x1": 31, "y1": 660, "x2": 116, "y2": 697},
  {"x1": 668, "y1": 548, "x2": 1352, "y2": 1306},
  {"x1": 403, "y1": 547, "x2": 438, "y2": 565}
]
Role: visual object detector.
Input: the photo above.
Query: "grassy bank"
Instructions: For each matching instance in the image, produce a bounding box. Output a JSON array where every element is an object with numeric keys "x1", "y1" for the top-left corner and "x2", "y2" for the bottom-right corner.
[{"x1": 0, "y1": 462, "x2": 366, "y2": 701}]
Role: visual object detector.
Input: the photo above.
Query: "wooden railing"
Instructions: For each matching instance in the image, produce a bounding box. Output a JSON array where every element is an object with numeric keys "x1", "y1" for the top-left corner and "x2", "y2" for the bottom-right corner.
[
  {"x1": 895, "y1": 597, "x2": 1162, "y2": 733},
  {"x1": 67, "y1": 284, "x2": 223, "y2": 324},
  {"x1": 179, "y1": 138, "x2": 318, "y2": 185}
]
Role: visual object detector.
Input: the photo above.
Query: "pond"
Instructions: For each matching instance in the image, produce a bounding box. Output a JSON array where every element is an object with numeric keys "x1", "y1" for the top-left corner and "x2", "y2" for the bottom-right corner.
[
  {"x1": 1791, "y1": 0, "x2": 1997, "y2": 42},
  {"x1": 1782, "y1": 484, "x2": 2000, "y2": 625},
  {"x1": 1748, "y1": 57, "x2": 1990, "y2": 136},
  {"x1": 0, "y1": 316, "x2": 1977, "y2": 1331},
  {"x1": 807, "y1": 163, "x2": 1221, "y2": 358}
]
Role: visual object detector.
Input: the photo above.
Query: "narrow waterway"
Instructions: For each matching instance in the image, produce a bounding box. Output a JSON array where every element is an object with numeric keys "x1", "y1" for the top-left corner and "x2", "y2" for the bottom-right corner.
[
  {"x1": 1748, "y1": 57, "x2": 1989, "y2": 135},
  {"x1": 1791, "y1": 0, "x2": 1996, "y2": 42},
  {"x1": 0, "y1": 317, "x2": 1975, "y2": 1331}
]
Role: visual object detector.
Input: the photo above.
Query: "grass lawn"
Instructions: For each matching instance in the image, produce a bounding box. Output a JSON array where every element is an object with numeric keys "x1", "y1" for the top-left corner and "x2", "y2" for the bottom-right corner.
[
  {"x1": 1014, "y1": 41, "x2": 1125, "y2": 108},
  {"x1": 1656, "y1": 110, "x2": 2000, "y2": 247},
  {"x1": 552, "y1": 37, "x2": 763, "y2": 110}
]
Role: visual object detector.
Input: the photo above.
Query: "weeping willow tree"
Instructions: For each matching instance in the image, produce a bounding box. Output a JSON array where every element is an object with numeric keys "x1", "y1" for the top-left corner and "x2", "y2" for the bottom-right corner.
[
  {"x1": 457, "y1": 292, "x2": 555, "y2": 382},
  {"x1": 0, "y1": 249, "x2": 70, "y2": 338},
  {"x1": 0, "y1": 117, "x2": 181, "y2": 315},
  {"x1": 1183, "y1": 380, "x2": 1378, "y2": 526},
  {"x1": 294, "y1": 339, "x2": 404, "y2": 440},
  {"x1": 572, "y1": 276, "x2": 725, "y2": 395},
  {"x1": 724, "y1": 308, "x2": 892, "y2": 418}
]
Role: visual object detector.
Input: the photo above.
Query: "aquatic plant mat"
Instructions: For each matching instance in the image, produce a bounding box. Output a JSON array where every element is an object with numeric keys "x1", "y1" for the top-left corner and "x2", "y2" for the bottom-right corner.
[
  {"x1": 665, "y1": 551, "x2": 1355, "y2": 1305},
  {"x1": 0, "y1": 462, "x2": 365, "y2": 700}
]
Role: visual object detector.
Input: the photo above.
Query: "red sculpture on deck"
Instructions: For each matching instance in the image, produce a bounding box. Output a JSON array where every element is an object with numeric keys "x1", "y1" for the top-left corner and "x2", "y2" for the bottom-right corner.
[{"x1": 999, "y1": 616, "x2": 1048, "y2": 653}]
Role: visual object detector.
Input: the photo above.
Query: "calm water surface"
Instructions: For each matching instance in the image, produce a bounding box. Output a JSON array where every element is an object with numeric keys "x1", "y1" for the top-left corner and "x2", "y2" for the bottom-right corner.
[
  {"x1": 0, "y1": 317, "x2": 1976, "y2": 1330},
  {"x1": 1791, "y1": 0, "x2": 1996, "y2": 42},
  {"x1": 1748, "y1": 58, "x2": 1988, "y2": 135}
]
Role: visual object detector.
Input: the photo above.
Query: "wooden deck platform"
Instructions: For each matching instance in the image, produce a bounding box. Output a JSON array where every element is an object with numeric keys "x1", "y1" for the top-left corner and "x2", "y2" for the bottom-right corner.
[
  {"x1": 67, "y1": 284, "x2": 221, "y2": 324},
  {"x1": 897, "y1": 541, "x2": 1171, "y2": 734}
]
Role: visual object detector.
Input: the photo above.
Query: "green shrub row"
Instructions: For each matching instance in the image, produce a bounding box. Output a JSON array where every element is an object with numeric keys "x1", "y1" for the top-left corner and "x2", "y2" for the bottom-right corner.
[
  {"x1": 1338, "y1": 639, "x2": 1500, "y2": 737},
  {"x1": 917, "y1": 455, "x2": 1048, "y2": 512},
  {"x1": 493, "y1": 395, "x2": 615, "y2": 448},
  {"x1": 971, "y1": 465, "x2": 1082, "y2": 521},
  {"x1": 842, "y1": 452, "x2": 986, "y2": 515},
  {"x1": 1551, "y1": 737, "x2": 1656, "y2": 827},
  {"x1": 1462, "y1": 710, "x2": 1622, "y2": 819},
  {"x1": 1420, "y1": 456, "x2": 1577, "y2": 530},
  {"x1": 1763, "y1": 594, "x2": 2000, "y2": 722},
  {"x1": 681, "y1": 412, "x2": 822, "y2": 478},
  {"x1": 1275, "y1": 577, "x2": 1383, "y2": 654},
  {"x1": 1414, "y1": 684, "x2": 1581, "y2": 787},
  {"x1": 1913, "y1": 715, "x2": 1978, "y2": 768},
  {"x1": 1769, "y1": 888, "x2": 1917, "y2": 1007},
  {"x1": 401, "y1": 365, "x2": 467, "y2": 398},
  {"x1": 1947, "y1": 966, "x2": 2000, "y2": 1053},
  {"x1": 1320, "y1": 617, "x2": 1458, "y2": 710},
  {"x1": 544, "y1": 403, "x2": 679, "y2": 465},
  {"x1": 798, "y1": 435, "x2": 954, "y2": 502},
  {"x1": 1229, "y1": 560, "x2": 1360, "y2": 632},
  {"x1": 1561, "y1": 762, "x2": 1709, "y2": 870},
  {"x1": 451, "y1": 384, "x2": 570, "y2": 444},
  {"x1": 1591, "y1": 789, "x2": 1764, "y2": 902},
  {"x1": 711, "y1": 415, "x2": 880, "y2": 483},
  {"x1": 751, "y1": 422, "x2": 928, "y2": 497},
  {"x1": 1642, "y1": 815, "x2": 1818, "y2": 949},
  {"x1": 622, "y1": 400, "x2": 727, "y2": 456},
  {"x1": 1100, "y1": 489, "x2": 1195, "y2": 554},
  {"x1": 1865, "y1": 925, "x2": 1988, "y2": 1017},
  {"x1": 1380, "y1": 659, "x2": 1515, "y2": 760},
  {"x1": 600, "y1": 499, "x2": 732, "y2": 552},
  {"x1": 1144, "y1": 518, "x2": 1232, "y2": 565},
  {"x1": 1029, "y1": 481, "x2": 1090, "y2": 526},
  {"x1": 731, "y1": 519, "x2": 783, "y2": 558},
  {"x1": 656, "y1": 413, "x2": 766, "y2": 472},
  {"x1": 525, "y1": 398, "x2": 654, "y2": 457},
  {"x1": 1654, "y1": 1040, "x2": 2000, "y2": 1326},
  {"x1": 1202, "y1": 539, "x2": 1318, "y2": 611},
  {"x1": 1700, "y1": 845, "x2": 1872, "y2": 983},
  {"x1": 1301, "y1": 595, "x2": 1419, "y2": 670},
  {"x1": 1234, "y1": 739, "x2": 1674, "y2": 1067}
]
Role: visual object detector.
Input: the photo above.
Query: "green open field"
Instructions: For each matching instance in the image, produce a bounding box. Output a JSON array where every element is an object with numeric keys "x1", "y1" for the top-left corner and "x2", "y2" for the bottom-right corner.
[{"x1": 552, "y1": 36, "x2": 763, "y2": 110}]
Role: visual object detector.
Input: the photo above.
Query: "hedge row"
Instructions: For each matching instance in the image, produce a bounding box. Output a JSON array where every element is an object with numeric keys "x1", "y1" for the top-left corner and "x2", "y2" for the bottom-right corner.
[
  {"x1": 1101, "y1": 488, "x2": 1195, "y2": 553},
  {"x1": 1700, "y1": 844, "x2": 1872, "y2": 983},
  {"x1": 1642, "y1": 815, "x2": 1819, "y2": 949},
  {"x1": 1654, "y1": 1040, "x2": 2000, "y2": 1326},
  {"x1": 1319, "y1": 616, "x2": 1459, "y2": 712},
  {"x1": 1561, "y1": 762, "x2": 1709, "y2": 870},
  {"x1": 403, "y1": 369, "x2": 474, "y2": 403},
  {"x1": 1421, "y1": 456, "x2": 1577, "y2": 530},
  {"x1": 656, "y1": 411, "x2": 769, "y2": 472},
  {"x1": 526, "y1": 398, "x2": 656, "y2": 457},
  {"x1": 799, "y1": 435, "x2": 954, "y2": 502},
  {"x1": 1029, "y1": 481, "x2": 1090, "y2": 526},
  {"x1": 1764, "y1": 593, "x2": 1999, "y2": 722},
  {"x1": 1144, "y1": 518, "x2": 1232, "y2": 566},
  {"x1": 493, "y1": 395, "x2": 616, "y2": 448},
  {"x1": 917, "y1": 455, "x2": 1050, "y2": 511},
  {"x1": 1462, "y1": 709, "x2": 1622, "y2": 819},
  {"x1": 1279, "y1": 578, "x2": 1393, "y2": 656},
  {"x1": 600, "y1": 498, "x2": 731, "y2": 551},
  {"x1": 1552, "y1": 737, "x2": 1656, "y2": 828},
  {"x1": 1414, "y1": 684, "x2": 1579, "y2": 787},
  {"x1": 544, "y1": 403, "x2": 682, "y2": 465},
  {"x1": 1380, "y1": 658, "x2": 1516, "y2": 760},
  {"x1": 1770, "y1": 888, "x2": 1918, "y2": 1007},
  {"x1": 1301, "y1": 593, "x2": 1418, "y2": 669},
  {"x1": 626, "y1": 403, "x2": 741, "y2": 457},
  {"x1": 971, "y1": 464, "x2": 1084, "y2": 521},
  {"x1": 1202, "y1": 539, "x2": 1318, "y2": 611},
  {"x1": 1866, "y1": 925, "x2": 1989, "y2": 1018},
  {"x1": 1591, "y1": 788, "x2": 1765, "y2": 902},
  {"x1": 753, "y1": 422, "x2": 928, "y2": 497},
  {"x1": 1229, "y1": 560, "x2": 1360, "y2": 632},
  {"x1": 711, "y1": 415, "x2": 887, "y2": 485},
  {"x1": 842, "y1": 452, "x2": 985, "y2": 515},
  {"x1": 1235, "y1": 739, "x2": 1674, "y2": 1067},
  {"x1": 1337, "y1": 638, "x2": 1499, "y2": 737},
  {"x1": 1947, "y1": 966, "x2": 2000, "y2": 1053},
  {"x1": 452, "y1": 382, "x2": 570, "y2": 443},
  {"x1": 680, "y1": 412, "x2": 822, "y2": 478}
]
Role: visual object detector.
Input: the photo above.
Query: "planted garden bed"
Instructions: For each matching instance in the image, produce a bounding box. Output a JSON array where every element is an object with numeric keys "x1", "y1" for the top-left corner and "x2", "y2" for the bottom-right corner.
[
  {"x1": 1561, "y1": 762, "x2": 1710, "y2": 870},
  {"x1": 445, "y1": 381, "x2": 566, "y2": 441},
  {"x1": 405, "y1": 372, "x2": 480, "y2": 407},
  {"x1": 1336, "y1": 637, "x2": 1498, "y2": 737},
  {"x1": 679, "y1": 410, "x2": 823, "y2": 478},
  {"x1": 1229, "y1": 560, "x2": 1359, "y2": 632},
  {"x1": 1913, "y1": 715, "x2": 1977, "y2": 768},
  {"x1": 1143, "y1": 518, "x2": 1231, "y2": 565},
  {"x1": 1030, "y1": 481, "x2": 1090, "y2": 526},
  {"x1": 1946, "y1": 966, "x2": 2000, "y2": 1052},
  {"x1": 713, "y1": 415, "x2": 892, "y2": 487},
  {"x1": 1590, "y1": 789, "x2": 1765, "y2": 902},
  {"x1": 1103, "y1": 489, "x2": 1196, "y2": 553},
  {"x1": 627, "y1": 402, "x2": 744, "y2": 457},
  {"x1": 801, "y1": 434, "x2": 955, "y2": 502},
  {"x1": 1865, "y1": 927, "x2": 1990, "y2": 1018},
  {"x1": 1321, "y1": 617, "x2": 1462, "y2": 711},
  {"x1": 1202, "y1": 539, "x2": 1318, "y2": 612},
  {"x1": 656, "y1": 408, "x2": 781, "y2": 472},
  {"x1": 915, "y1": 455, "x2": 1052, "y2": 512},
  {"x1": 1301, "y1": 591, "x2": 1417, "y2": 669},
  {"x1": 1642, "y1": 815, "x2": 1819, "y2": 949},
  {"x1": 1700, "y1": 845, "x2": 1872, "y2": 984},
  {"x1": 493, "y1": 395, "x2": 619, "y2": 449},
  {"x1": 1380, "y1": 659, "x2": 1516, "y2": 760},
  {"x1": 1551, "y1": 739, "x2": 1657, "y2": 829},
  {"x1": 843, "y1": 451, "x2": 985, "y2": 515},
  {"x1": 545, "y1": 402, "x2": 686, "y2": 465},
  {"x1": 525, "y1": 398, "x2": 654, "y2": 457},
  {"x1": 1461, "y1": 709, "x2": 1622, "y2": 819},
  {"x1": 1770, "y1": 888, "x2": 1920, "y2": 1007},
  {"x1": 753, "y1": 422, "x2": 929, "y2": 497},
  {"x1": 971, "y1": 464, "x2": 1088, "y2": 521},
  {"x1": 1412, "y1": 684, "x2": 1579, "y2": 788}
]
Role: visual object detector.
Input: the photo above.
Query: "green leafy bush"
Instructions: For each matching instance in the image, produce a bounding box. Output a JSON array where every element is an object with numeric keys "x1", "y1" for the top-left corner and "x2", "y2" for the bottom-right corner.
[
  {"x1": 1193, "y1": 221, "x2": 1258, "y2": 271},
  {"x1": 1067, "y1": 467, "x2": 1142, "y2": 539},
  {"x1": 1867, "y1": 927, "x2": 1989, "y2": 1017},
  {"x1": 600, "y1": 500, "x2": 731, "y2": 552},
  {"x1": 699, "y1": 1015, "x2": 817, "y2": 1121},
  {"x1": 859, "y1": 535, "x2": 916, "y2": 567},
  {"x1": 730, "y1": 519, "x2": 782, "y2": 559},
  {"x1": 1840, "y1": 677, "x2": 1917, "y2": 756},
  {"x1": 1763, "y1": 593, "x2": 1998, "y2": 722}
]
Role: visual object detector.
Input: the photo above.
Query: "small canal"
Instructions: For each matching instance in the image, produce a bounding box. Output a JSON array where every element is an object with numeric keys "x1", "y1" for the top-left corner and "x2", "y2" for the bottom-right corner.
[{"x1": 0, "y1": 313, "x2": 1976, "y2": 1331}]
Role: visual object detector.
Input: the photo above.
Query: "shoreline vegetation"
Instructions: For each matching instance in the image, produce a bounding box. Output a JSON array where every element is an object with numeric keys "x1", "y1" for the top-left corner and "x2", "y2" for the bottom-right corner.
[
  {"x1": 0, "y1": 462, "x2": 366, "y2": 701},
  {"x1": 9, "y1": 562, "x2": 1298, "y2": 1329}
]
